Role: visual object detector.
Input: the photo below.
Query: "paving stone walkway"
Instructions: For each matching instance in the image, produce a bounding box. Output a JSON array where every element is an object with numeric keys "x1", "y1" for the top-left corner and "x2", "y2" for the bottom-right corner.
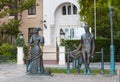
[{"x1": 0, "y1": 63, "x2": 119, "y2": 82}]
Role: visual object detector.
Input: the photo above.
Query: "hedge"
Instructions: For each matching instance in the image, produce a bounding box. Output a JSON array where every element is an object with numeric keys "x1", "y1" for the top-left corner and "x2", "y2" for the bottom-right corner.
[{"x1": 63, "y1": 39, "x2": 120, "y2": 62}]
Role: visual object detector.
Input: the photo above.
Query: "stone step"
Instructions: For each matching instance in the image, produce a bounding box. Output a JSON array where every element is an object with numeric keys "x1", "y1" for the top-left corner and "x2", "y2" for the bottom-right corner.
[
  {"x1": 43, "y1": 46, "x2": 56, "y2": 52},
  {"x1": 43, "y1": 46, "x2": 58, "y2": 61},
  {"x1": 43, "y1": 60, "x2": 58, "y2": 65}
]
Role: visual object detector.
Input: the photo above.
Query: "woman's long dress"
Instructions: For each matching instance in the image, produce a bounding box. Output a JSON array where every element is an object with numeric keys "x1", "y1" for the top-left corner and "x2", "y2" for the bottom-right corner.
[{"x1": 28, "y1": 34, "x2": 44, "y2": 74}]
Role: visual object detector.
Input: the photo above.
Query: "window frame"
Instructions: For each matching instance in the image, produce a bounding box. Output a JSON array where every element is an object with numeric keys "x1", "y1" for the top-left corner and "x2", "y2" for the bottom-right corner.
[{"x1": 28, "y1": 5, "x2": 36, "y2": 15}]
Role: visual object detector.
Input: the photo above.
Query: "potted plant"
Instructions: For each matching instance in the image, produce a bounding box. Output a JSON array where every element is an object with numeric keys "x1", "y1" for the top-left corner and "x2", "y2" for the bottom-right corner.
[{"x1": 15, "y1": 33, "x2": 25, "y2": 64}]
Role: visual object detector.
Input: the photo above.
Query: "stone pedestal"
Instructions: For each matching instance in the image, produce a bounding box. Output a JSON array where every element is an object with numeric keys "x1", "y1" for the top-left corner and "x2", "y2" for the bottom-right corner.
[
  {"x1": 17, "y1": 47, "x2": 24, "y2": 64},
  {"x1": 59, "y1": 46, "x2": 65, "y2": 65}
]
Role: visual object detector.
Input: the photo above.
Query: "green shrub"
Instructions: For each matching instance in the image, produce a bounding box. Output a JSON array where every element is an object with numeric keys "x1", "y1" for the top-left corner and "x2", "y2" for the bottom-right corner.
[
  {"x1": 15, "y1": 37, "x2": 25, "y2": 47},
  {"x1": 0, "y1": 43, "x2": 17, "y2": 62}
]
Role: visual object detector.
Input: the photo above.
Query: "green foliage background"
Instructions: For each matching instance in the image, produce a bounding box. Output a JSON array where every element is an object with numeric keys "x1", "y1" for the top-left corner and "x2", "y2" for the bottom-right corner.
[
  {"x1": 0, "y1": 0, "x2": 36, "y2": 62},
  {"x1": 64, "y1": 39, "x2": 120, "y2": 62},
  {"x1": 0, "y1": 0, "x2": 36, "y2": 44},
  {"x1": 78, "y1": 0, "x2": 120, "y2": 38}
]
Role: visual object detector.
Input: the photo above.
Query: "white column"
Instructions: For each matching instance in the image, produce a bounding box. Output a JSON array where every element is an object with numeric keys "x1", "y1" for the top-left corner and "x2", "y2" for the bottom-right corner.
[
  {"x1": 17, "y1": 47, "x2": 24, "y2": 64},
  {"x1": 59, "y1": 46, "x2": 66, "y2": 65}
]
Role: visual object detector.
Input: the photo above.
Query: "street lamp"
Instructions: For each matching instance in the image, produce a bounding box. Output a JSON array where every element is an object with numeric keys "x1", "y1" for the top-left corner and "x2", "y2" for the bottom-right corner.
[
  {"x1": 59, "y1": 28, "x2": 70, "y2": 74},
  {"x1": 94, "y1": 0, "x2": 96, "y2": 39},
  {"x1": 60, "y1": 28, "x2": 65, "y2": 44},
  {"x1": 59, "y1": 28, "x2": 65, "y2": 46},
  {"x1": 60, "y1": 28, "x2": 65, "y2": 39},
  {"x1": 43, "y1": 20, "x2": 47, "y2": 29},
  {"x1": 109, "y1": 6, "x2": 115, "y2": 75}
]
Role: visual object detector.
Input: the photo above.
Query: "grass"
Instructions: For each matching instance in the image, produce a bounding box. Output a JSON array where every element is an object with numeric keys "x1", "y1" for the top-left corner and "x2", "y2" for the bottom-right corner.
[{"x1": 50, "y1": 68, "x2": 111, "y2": 74}]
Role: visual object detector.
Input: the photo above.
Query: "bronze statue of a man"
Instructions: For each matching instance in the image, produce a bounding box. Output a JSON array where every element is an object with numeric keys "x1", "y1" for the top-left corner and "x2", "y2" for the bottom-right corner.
[
  {"x1": 77, "y1": 23, "x2": 95, "y2": 74},
  {"x1": 27, "y1": 27, "x2": 44, "y2": 74}
]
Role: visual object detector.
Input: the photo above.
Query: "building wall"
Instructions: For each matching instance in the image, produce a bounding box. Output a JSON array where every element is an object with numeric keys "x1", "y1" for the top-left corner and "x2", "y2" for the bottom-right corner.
[
  {"x1": 43, "y1": 0, "x2": 79, "y2": 25},
  {"x1": 0, "y1": 0, "x2": 85, "y2": 46},
  {"x1": 43, "y1": 0, "x2": 84, "y2": 46},
  {"x1": 19, "y1": 0, "x2": 43, "y2": 44}
]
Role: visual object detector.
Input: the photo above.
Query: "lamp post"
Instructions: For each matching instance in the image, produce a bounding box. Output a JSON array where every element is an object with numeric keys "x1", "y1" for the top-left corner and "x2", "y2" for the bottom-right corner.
[
  {"x1": 43, "y1": 20, "x2": 47, "y2": 29},
  {"x1": 16, "y1": 33, "x2": 24, "y2": 65},
  {"x1": 60, "y1": 28, "x2": 70, "y2": 74},
  {"x1": 60, "y1": 28, "x2": 65, "y2": 45},
  {"x1": 94, "y1": 0, "x2": 96, "y2": 39},
  {"x1": 60, "y1": 28, "x2": 65, "y2": 39},
  {"x1": 59, "y1": 28, "x2": 70, "y2": 74},
  {"x1": 109, "y1": 6, "x2": 115, "y2": 75}
]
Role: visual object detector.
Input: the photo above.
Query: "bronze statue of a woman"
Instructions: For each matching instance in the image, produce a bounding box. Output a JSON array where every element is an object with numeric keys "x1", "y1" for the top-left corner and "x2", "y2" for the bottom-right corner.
[{"x1": 27, "y1": 27, "x2": 44, "y2": 74}]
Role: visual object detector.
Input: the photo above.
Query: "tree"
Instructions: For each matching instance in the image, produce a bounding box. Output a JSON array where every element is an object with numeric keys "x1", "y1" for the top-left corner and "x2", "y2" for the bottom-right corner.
[
  {"x1": 0, "y1": 0, "x2": 36, "y2": 44},
  {"x1": 78, "y1": 0, "x2": 120, "y2": 38},
  {"x1": 0, "y1": 0, "x2": 36, "y2": 18}
]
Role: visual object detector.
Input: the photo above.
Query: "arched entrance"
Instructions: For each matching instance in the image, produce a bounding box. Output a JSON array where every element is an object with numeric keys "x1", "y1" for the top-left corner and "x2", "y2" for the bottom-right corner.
[{"x1": 52, "y1": 2, "x2": 81, "y2": 46}]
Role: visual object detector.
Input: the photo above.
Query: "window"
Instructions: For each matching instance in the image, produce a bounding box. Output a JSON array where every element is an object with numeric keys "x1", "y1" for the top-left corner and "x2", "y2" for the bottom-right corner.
[
  {"x1": 28, "y1": 5, "x2": 36, "y2": 15},
  {"x1": 70, "y1": 28, "x2": 74, "y2": 39},
  {"x1": 73, "y1": 5, "x2": 77, "y2": 14},
  {"x1": 65, "y1": 28, "x2": 69, "y2": 39},
  {"x1": 68, "y1": 5, "x2": 71, "y2": 15},
  {"x1": 28, "y1": 28, "x2": 34, "y2": 42},
  {"x1": 62, "y1": 6, "x2": 66, "y2": 15},
  {"x1": 62, "y1": 4, "x2": 77, "y2": 15}
]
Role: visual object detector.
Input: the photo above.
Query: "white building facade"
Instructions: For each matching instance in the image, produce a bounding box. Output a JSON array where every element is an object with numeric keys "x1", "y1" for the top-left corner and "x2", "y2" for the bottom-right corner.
[{"x1": 43, "y1": 0, "x2": 85, "y2": 46}]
